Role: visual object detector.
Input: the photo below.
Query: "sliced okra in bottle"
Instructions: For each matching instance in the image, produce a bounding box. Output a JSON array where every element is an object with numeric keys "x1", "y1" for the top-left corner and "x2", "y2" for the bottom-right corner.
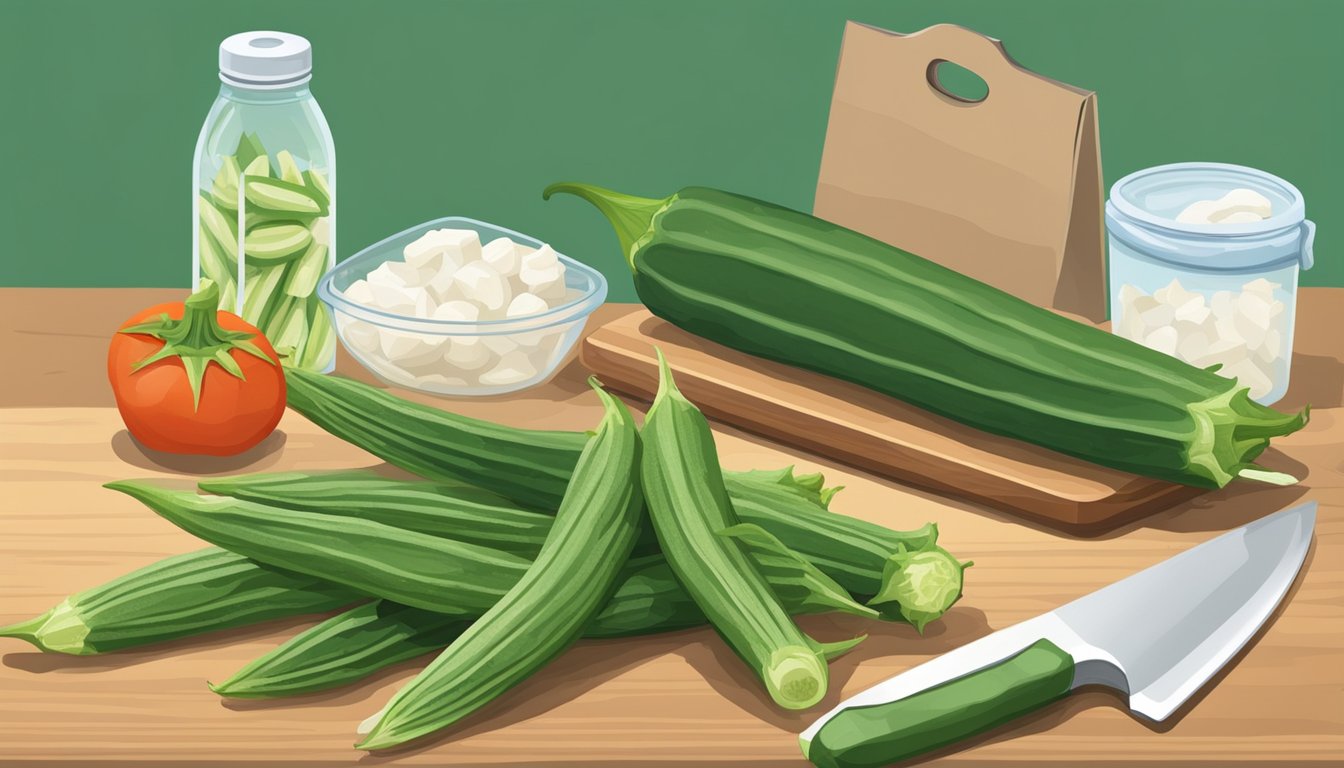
[
  {"x1": 246, "y1": 177, "x2": 327, "y2": 218},
  {"x1": 234, "y1": 132, "x2": 268, "y2": 171},
  {"x1": 303, "y1": 168, "x2": 331, "y2": 208},
  {"x1": 198, "y1": 195, "x2": 239, "y2": 266},
  {"x1": 300, "y1": 301, "x2": 335, "y2": 370},
  {"x1": 246, "y1": 210, "x2": 314, "y2": 232},
  {"x1": 242, "y1": 153, "x2": 270, "y2": 180},
  {"x1": 284, "y1": 242, "x2": 329, "y2": 298},
  {"x1": 241, "y1": 264, "x2": 289, "y2": 327},
  {"x1": 275, "y1": 150, "x2": 304, "y2": 184},
  {"x1": 246, "y1": 223, "x2": 313, "y2": 264},
  {"x1": 197, "y1": 229, "x2": 237, "y2": 313},
  {"x1": 270, "y1": 296, "x2": 312, "y2": 362},
  {"x1": 210, "y1": 157, "x2": 241, "y2": 212}
]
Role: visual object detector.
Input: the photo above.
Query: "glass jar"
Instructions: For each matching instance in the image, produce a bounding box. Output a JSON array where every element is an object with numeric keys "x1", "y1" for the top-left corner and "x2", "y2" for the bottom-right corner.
[
  {"x1": 192, "y1": 31, "x2": 336, "y2": 372},
  {"x1": 1106, "y1": 162, "x2": 1314, "y2": 405}
]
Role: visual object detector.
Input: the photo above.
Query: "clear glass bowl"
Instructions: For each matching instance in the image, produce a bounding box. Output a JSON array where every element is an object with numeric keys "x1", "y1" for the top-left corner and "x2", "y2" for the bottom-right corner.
[{"x1": 318, "y1": 217, "x2": 607, "y2": 396}]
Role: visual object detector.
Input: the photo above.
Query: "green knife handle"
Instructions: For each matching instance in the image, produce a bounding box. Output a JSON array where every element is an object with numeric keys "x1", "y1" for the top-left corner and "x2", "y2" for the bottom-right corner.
[{"x1": 807, "y1": 639, "x2": 1076, "y2": 768}]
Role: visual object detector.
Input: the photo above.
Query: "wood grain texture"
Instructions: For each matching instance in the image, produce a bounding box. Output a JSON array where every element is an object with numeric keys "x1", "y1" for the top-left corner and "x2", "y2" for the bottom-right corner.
[{"x1": 0, "y1": 288, "x2": 1341, "y2": 766}]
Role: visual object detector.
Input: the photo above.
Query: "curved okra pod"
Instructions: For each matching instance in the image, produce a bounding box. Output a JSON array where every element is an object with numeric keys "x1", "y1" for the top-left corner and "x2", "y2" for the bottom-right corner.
[
  {"x1": 356, "y1": 379, "x2": 645, "y2": 750},
  {"x1": 641, "y1": 349, "x2": 836, "y2": 711}
]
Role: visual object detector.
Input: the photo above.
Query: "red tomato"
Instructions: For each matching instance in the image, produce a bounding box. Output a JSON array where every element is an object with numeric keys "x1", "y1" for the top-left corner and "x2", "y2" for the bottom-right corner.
[{"x1": 108, "y1": 297, "x2": 286, "y2": 456}]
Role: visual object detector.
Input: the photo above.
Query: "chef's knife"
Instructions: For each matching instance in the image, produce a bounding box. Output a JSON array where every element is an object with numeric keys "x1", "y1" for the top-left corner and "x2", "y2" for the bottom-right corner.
[{"x1": 799, "y1": 501, "x2": 1316, "y2": 768}]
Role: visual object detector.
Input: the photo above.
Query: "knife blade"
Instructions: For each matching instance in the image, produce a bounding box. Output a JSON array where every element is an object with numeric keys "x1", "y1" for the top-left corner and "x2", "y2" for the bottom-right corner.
[{"x1": 799, "y1": 501, "x2": 1316, "y2": 768}]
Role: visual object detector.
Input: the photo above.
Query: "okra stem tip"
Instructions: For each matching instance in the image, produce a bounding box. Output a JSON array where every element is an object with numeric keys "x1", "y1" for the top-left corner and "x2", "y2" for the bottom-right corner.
[
  {"x1": 764, "y1": 646, "x2": 826, "y2": 710},
  {"x1": 541, "y1": 182, "x2": 667, "y2": 268}
]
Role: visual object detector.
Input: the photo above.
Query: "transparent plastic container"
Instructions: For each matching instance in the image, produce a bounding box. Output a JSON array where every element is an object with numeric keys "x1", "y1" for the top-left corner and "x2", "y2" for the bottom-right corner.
[
  {"x1": 1106, "y1": 162, "x2": 1314, "y2": 404},
  {"x1": 319, "y1": 217, "x2": 608, "y2": 397},
  {"x1": 192, "y1": 31, "x2": 336, "y2": 372}
]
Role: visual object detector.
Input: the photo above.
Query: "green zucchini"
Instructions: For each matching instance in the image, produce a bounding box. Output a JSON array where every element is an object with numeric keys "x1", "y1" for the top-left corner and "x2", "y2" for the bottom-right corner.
[
  {"x1": 544, "y1": 182, "x2": 1309, "y2": 489},
  {"x1": 642, "y1": 351, "x2": 830, "y2": 710},
  {"x1": 357, "y1": 380, "x2": 646, "y2": 749},
  {"x1": 0, "y1": 548, "x2": 358, "y2": 655}
]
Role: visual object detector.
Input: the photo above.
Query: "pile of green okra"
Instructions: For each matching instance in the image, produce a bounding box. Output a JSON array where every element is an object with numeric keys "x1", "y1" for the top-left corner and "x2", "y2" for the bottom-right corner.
[{"x1": 0, "y1": 353, "x2": 968, "y2": 750}]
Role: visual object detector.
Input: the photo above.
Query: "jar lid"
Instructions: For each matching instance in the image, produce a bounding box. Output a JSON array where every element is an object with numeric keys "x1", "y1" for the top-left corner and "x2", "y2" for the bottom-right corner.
[
  {"x1": 1109, "y1": 162, "x2": 1305, "y2": 237},
  {"x1": 219, "y1": 31, "x2": 312, "y2": 88},
  {"x1": 1106, "y1": 162, "x2": 1314, "y2": 272}
]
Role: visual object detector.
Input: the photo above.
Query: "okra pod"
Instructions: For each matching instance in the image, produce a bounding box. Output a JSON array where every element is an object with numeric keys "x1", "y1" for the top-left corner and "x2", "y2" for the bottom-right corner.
[
  {"x1": 215, "y1": 532, "x2": 876, "y2": 699},
  {"x1": 642, "y1": 351, "x2": 830, "y2": 710},
  {"x1": 0, "y1": 548, "x2": 358, "y2": 655},
  {"x1": 357, "y1": 380, "x2": 646, "y2": 749},
  {"x1": 198, "y1": 471, "x2": 553, "y2": 556},
  {"x1": 283, "y1": 368, "x2": 943, "y2": 596},
  {"x1": 104, "y1": 482, "x2": 531, "y2": 616},
  {"x1": 6, "y1": 471, "x2": 898, "y2": 658}
]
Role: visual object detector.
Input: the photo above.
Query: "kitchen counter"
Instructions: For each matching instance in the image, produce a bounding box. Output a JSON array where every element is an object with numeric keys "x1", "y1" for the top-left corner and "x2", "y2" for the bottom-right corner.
[{"x1": 1, "y1": 287, "x2": 1341, "y2": 767}]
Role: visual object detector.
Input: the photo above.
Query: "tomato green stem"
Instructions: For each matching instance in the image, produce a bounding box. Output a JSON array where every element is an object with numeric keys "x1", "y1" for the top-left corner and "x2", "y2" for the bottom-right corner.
[{"x1": 118, "y1": 281, "x2": 275, "y2": 411}]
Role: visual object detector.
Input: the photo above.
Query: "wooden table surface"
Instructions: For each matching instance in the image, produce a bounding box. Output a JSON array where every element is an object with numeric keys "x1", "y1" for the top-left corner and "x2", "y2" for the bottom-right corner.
[{"x1": 1, "y1": 287, "x2": 1341, "y2": 767}]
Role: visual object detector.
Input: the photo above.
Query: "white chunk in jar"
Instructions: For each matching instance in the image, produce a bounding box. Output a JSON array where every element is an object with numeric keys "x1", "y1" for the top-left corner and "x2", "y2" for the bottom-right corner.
[
  {"x1": 1175, "y1": 188, "x2": 1272, "y2": 224},
  {"x1": 1116, "y1": 277, "x2": 1287, "y2": 399}
]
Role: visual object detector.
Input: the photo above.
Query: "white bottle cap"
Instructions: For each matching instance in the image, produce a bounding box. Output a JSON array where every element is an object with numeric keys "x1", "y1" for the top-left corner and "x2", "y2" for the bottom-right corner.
[{"x1": 219, "y1": 31, "x2": 312, "y2": 88}]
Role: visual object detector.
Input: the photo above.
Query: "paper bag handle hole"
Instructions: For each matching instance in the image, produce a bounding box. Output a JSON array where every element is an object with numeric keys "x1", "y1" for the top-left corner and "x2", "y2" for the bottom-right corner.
[{"x1": 927, "y1": 59, "x2": 989, "y2": 104}]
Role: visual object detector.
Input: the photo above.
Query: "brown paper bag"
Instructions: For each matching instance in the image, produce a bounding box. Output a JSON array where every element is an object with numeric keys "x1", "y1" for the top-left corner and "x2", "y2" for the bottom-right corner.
[{"x1": 815, "y1": 22, "x2": 1106, "y2": 321}]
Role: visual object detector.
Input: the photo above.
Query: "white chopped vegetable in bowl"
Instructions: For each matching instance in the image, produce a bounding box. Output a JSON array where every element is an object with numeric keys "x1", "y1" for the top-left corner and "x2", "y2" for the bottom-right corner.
[{"x1": 317, "y1": 217, "x2": 607, "y2": 396}]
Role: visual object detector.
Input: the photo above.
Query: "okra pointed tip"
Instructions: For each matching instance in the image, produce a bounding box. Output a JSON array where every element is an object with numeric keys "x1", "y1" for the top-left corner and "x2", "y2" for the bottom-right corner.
[
  {"x1": 650, "y1": 347, "x2": 681, "y2": 406},
  {"x1": 0, "y1": 612, "x2": 47, "y2": 645},
  {"x1": 102, "y1": 479, "x2": 161, "y2": 503},
  {"x1": 354, "y1": 722, "x2": 396, "y2": 751},
  {"x1": 0, "y1": 599, "x2": 91, "y2": 654}
]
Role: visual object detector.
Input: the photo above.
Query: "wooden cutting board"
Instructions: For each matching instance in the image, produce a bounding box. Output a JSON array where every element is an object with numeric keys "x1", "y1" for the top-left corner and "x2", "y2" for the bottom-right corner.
[{"x1": 583, "y1": 308, "x2": 1211, "y2": 529}]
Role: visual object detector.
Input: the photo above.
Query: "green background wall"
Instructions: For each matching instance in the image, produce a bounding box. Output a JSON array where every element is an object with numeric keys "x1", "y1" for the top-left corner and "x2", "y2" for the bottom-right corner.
[{"x1": 2, "y1": 0, "x2": 1338, "y2": 299}]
